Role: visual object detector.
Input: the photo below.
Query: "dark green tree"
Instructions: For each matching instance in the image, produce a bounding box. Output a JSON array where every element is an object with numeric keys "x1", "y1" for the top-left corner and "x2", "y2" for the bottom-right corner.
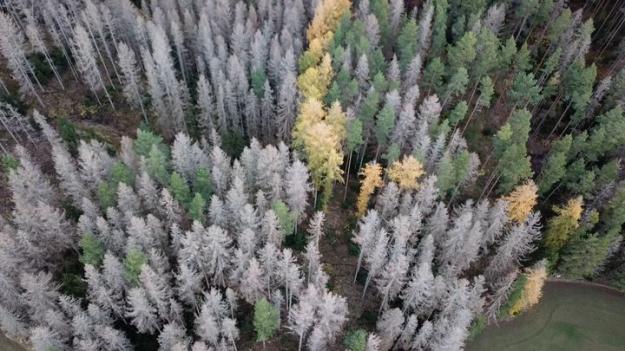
[
  {"x1": 494, "y1": 109, "x2": 533, "y2": 194},
  {"x1": 538, "y1": 134, "x2": 572, "y2": 195}
]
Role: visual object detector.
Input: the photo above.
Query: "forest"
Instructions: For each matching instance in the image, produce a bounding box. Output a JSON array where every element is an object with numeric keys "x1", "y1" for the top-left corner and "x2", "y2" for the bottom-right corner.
[{"x1": 0, "y1": 0, "x2": 624, "y2": 350}]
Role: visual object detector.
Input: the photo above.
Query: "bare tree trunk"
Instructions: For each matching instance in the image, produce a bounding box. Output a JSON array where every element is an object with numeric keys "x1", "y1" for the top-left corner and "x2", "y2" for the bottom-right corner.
[
  {"x1": 547, "y1": 101, "x2": 571, "y2": 139},
  {"x1": 343, "y1": 151, "x2": 353, "y2": 202}
]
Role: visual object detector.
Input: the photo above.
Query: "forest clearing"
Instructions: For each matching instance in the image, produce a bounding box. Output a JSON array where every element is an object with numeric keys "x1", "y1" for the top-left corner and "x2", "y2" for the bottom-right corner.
[{"x1": 468, "y1": 281, "x2": 625, "y2": 351}]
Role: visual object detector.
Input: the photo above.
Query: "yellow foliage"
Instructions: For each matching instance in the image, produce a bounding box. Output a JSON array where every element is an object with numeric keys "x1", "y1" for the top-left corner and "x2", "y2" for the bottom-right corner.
[
  {"x1": 307, "y1": 38, "x2": 325, "y2": 65},
  {"x1": 503, "y1": 180, "x2": 538, "y2": 223},
  {"x1": 357, "y1": 163, "x2": 384, "y2": 217},
  {"x1": 304, "y1": 122, "x2": 344, "y2": 205},
  {"x1": 297, "y1": 54, "x2": 334, "y2": 100},
  {"x1": 292, "y1": 99, "x2": 345, "y2": 202},
  {"x1": 387, "y1": 156, "x2": 425, "y2": 190},
  {"x1": 508, "y1": 261, "x2": 547, "y2": 316},
  {"x1": 326, "y1": 100, "x2": 346, "y2": 140},
  {"x1": 544, "y1": 196, "x2": 583, "y2": 255},
  {"x1": 307, "y1": 0, "x2": 351, "y2": 44}
]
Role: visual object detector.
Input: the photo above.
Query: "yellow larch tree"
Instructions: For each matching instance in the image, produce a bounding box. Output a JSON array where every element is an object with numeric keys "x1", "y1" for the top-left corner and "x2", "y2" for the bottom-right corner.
[
  {"x1": 508, "y1": 260, "x2": 547, "y2": 316},
  {"x1": 544, "y1": 196, "x2": 583, "y2": 258},
  {"x1": 356, "y1": 163, "x2": 384, "y2": 217},
  {"x1": 303, "y1": 121, "x2": 344, "y2": 207},
  {"x1": 387, "y1": 155, "x2": 425, "y2": 191},
  {"x1": 297, "y1": 53, "x2": 334, "y2": 100},
  {"x1": 306, "y1": 0, "x2": 351, "y2": 47},
  {"x1": 292, "y1": 0, "x2": 351, "y2": 208},
  {"x1": 503, "y1": 180, "x2": 538, "y2": 223}
]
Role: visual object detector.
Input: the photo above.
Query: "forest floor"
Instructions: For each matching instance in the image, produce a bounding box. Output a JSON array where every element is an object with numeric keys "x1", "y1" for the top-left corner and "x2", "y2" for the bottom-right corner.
[{"x1": 467, "y1": 280, "x2": 625, "y2": 351}]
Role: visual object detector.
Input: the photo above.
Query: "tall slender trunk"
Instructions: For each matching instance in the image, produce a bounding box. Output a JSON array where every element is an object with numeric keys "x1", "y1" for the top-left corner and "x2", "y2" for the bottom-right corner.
[
  {"x1": 343, "y1": 151, "x2": 353, "y2": 202},
  {"x1": 547, "y1": 101, "x2": 571, "y2": 139}
]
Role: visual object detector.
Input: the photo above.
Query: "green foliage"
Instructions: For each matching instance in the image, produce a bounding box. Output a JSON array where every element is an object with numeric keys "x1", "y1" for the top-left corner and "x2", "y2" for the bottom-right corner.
[
  {"x1": 97, "y1": 181, "x2": 116, "y2": 210},
  {"x1": 437, "y1": 150, "x2": 470, "y2": 198},
  {"x1": 123, "y1": 248, "x2": 147, "y2": 287},
  {"x1": 562, "y1": 158, "x2": 595, "y2": 195},
  {"x1": 58, "y1": 118, "x2": 80, "y2": 154},
  {"x1": 508, "y1": 72, "x2": 542, "y2": 107},
  {"x1": 189, "y1": 193, "x2": 206, "y2": 223},
  {"x1": 601, "y1": 186, "x2": 625, "y2": 232},
  {"x1": 272, "y1": 200, "x2": 296, "y2": 236},
  {"x1": 514, "y1": 42, "x2": 532, "y2": 72},
  {"x1": 476, "y1": 76, "x2": 494, "y2": 109},
  {"x1": 558, "y1": 229, "x2": 618, "y2": 279},
  {"x1": 584, "y1": 106, "x2": 625, "y2": 162},
  {"x1": 547, "y1": 8, "x2": 572, "y2": 43},
  {"x1": 146, "y1": 144, "x2": 170, "y2": 185},
  {"x1": 346, "y1": 117, "x2": 364, "y2": 153},
  {"x1": 501, "y1": 274, "x2": 528, "y2": 317},
  {"x1": 110, "y1": 161, "x2": 134, "y2": 187},
  {"x1": 494, "y1": 109, "x2": 533, "y2": 194},
  {"x1": 447, "y1": 31, "x2": 477, "y2": 72},
  {"x1": 472, "y1": 27, "x2": 500, "y2": 80},
  {"x1": 397, "y1": 19, "x2": 418, "y2": 71},
  {"x1": 431, "y1": 0, "x2": 449, "y2": 57},
  {"x1": 382, "y1": 143, "x2": 400, "y2": 164},
  {"x1": 193, "y1": 168, "x2": 213, "y2": 200},
  {"x1": 436, "y1": 152, "x2": 455, "y2": 197},
  {"x1": 134, "y1": 128, "x2": 166, "y2": 157},
  {"x1": 28, "y1": 53, "x2": 56, "y2": 85},
  {"x1": 79, "y1": 232, "x2": 105, "y2": 267},
  {"x1": 169, "y1": 171, "x2": 191, "y2": 206},
  {"x1": 372, "y1": 72, "x2": 388, "y2": 94},
  {"x1": 254, "y1": 298, "x2": 280, "y2": 344},
  {"x1": 359, "y1": 89, "x2": 381, "y2": 128},
  {"x1": 251, "y1": 70, "x2": 268, "y2": 96},
  {"x1": 1, "y1": 154, "x2": 19, "y2": 173},
  {"x1": 538, "y1": 135, "x2": 572, "y2": 195},
  {"x1": 344, "y1": 329, "x2": 367, "y2": 351},
  {"x1": 468, "y1": 315, "x2": 487, "y2": 341},
  {"x1": 594, "y1": 160, "x2": 620, "y2": 191},
  {"x1": 563, "y1": 61, "x2": 597, "y2": 123},
  {"x1": 370, "y1": 0, "x2": 390, "y2": 48},
  {"x1": 374, "y1": 104, "x2": 396, "y2": 147},
  {"x1": 221, "y1": 130, "x2": 247, "y2": 157},
  {"x1": 422, "y1": 57, "x2": 446, "y2": 94},
  {"x1": 444, "y1": 67, "x2": 469, "y2": 103},
  {"x1": 499, "y1": 36, "x2": 518, "y2": 70}
]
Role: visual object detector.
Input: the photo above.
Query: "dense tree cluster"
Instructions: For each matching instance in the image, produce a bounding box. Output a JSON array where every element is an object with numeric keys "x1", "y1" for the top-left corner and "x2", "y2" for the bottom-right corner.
[
  {"x1": 1, "y1": 0, "x2": 625, "y2": 349},
  {"x1": 352, "y1": 172, "x2": 541, "y2": 349},
  {"x1": 0, "y1": 112, "x2": 352, "y2": 350}
]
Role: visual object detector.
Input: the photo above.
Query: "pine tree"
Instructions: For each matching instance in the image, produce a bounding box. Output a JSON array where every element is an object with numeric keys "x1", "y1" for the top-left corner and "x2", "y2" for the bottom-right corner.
[
  {"x1": 538, "y1": 135, "x2": 572, "y2": 195},
  {"x1": 0, "y1": 12, "x2": 44, "y2": 105},
  {"x1": 72, "y1": 24, "x2": 114, "y2": 108},
  {"x1": 431, "y1": 0, "x2": 449, "y2": 57},
  {"x1": 288, "y1": 299, "x2": 315, "y2": 351},
  {"x1": 240, "y1": 258, "x2": 265, "y2": 304},
  {"x1": 254, "y1": 298, "x2": 280, "y2": 347},
  {"x1": 126, "y1": 287, "x2": 158, "y2": 334},
  {"x1": 493, "y1": 109, "x2": 533, "y2": 194},
  {"x1": 117, "y1": 42, "x2": 146, "y2": 122},
  {"x1": 544, "y1": 197, "x2": 583, "y2": 259}
]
